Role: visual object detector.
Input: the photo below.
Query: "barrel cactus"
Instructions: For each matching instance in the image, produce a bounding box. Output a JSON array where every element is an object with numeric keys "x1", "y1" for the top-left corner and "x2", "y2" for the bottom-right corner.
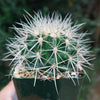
[{"x1": 4, "y1": 11, "x2": 94, "y2": 88}]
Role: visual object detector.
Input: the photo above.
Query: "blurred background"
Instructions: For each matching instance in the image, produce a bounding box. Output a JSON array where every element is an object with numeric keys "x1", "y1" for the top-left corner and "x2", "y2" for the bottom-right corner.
[{"x1": 0, "y1": 0, "x2": 100, "y2": 100}]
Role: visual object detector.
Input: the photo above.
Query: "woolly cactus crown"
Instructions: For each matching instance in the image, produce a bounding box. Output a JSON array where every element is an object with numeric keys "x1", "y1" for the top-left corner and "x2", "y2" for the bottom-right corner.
[{"x1": 4, "y1": 11, "x2": 94, "y2": 86}]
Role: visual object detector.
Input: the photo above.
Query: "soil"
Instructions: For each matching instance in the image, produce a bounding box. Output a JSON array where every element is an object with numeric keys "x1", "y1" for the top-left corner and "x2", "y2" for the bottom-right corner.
[{"x1": 14, "y1": 69, "x2": 84, "y2": 80}]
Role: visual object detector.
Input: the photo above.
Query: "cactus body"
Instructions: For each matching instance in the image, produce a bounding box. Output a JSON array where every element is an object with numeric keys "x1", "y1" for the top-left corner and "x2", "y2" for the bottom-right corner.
[{"x1": 4, "y1": 11, "x2": 94, "y2": 85}]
